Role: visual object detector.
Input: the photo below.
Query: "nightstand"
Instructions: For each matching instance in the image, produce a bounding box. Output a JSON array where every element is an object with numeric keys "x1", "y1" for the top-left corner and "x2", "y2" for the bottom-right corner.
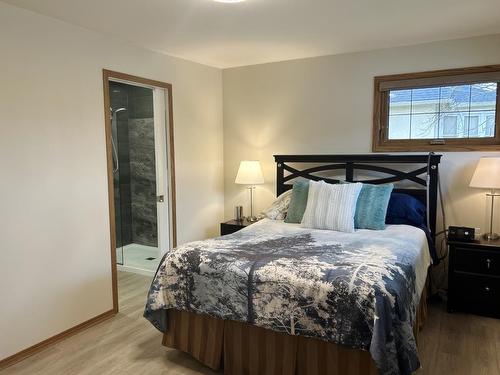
[
  {"x1": 220, "y1": 219, "x2": 253, "y2": 236},
  {"x1": 448, "y1": 237, "x2": 500, "y2": 318}
]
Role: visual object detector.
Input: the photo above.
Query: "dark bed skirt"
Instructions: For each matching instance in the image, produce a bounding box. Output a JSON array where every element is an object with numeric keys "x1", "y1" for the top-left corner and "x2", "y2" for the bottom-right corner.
[{"x1": 162, "y1": 288, "x2": 427, "y2": 375}]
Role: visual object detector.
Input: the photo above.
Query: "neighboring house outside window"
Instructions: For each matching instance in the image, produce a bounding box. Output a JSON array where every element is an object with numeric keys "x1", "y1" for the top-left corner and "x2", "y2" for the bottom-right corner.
[
  {"x1": 466, "y1": 115, "x2": 479, "y2": 137},
  {"x1": 442, "y1": 115, "x2": 458, "y2": 138}
]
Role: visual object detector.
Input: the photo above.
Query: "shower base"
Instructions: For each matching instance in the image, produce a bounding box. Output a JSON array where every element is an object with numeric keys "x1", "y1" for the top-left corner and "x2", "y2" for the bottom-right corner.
[{"x1": 117, "y1": 243, "x2": 160, "y2": 276}]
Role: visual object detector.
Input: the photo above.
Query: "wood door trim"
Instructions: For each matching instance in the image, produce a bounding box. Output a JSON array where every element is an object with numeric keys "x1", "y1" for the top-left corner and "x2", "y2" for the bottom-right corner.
[
  {"x1": 0, "y1": 309, "x2": 115, "y2": 370},
  {"x1": 102, "y1": 69, "x2": 177, "y2": 313}
]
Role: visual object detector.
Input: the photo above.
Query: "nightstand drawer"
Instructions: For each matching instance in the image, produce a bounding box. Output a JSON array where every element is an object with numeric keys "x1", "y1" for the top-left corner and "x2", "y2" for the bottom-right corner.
[
  {"x1": 451, "y1": 273, "x2": 500, "y2": 317},
  {"x1": 220, "y1": 219, "x2": 253, "y2": 236},
  {"x1": 454, "y1": 247, "x2": 500, "y2": 276},
  {"x1": 221, "y1": 223, "x2": 243, "y2": 236}
]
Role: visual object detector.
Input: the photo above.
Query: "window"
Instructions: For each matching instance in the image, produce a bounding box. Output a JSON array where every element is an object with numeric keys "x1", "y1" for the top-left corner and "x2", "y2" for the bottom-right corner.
[{"x1": 373, "y1": 65, "x2": 500, "y2": 151}]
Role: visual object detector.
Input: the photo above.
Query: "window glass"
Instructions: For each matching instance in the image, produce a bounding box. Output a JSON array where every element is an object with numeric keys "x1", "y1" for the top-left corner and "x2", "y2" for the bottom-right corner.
[{"x1": 387, "y1": 83, "x2": 497, "y2": 140}]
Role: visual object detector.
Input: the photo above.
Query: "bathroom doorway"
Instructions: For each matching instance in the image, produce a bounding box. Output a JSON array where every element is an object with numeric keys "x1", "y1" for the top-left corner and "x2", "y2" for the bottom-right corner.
[{"x1": 103, "y1": 70, "x2": 176, "y2": 312}]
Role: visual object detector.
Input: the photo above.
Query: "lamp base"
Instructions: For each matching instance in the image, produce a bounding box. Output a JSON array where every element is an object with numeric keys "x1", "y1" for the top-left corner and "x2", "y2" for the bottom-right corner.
[
  {"x1": 247, "y1": 216, "x2": 258, "y2": 222},
  {"x1": 483, "y1": 232, "x2": 499, "y2": 241}
]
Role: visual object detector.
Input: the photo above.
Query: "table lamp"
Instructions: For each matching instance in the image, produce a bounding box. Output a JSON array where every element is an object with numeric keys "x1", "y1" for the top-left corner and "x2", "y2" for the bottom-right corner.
[
  {"x1": 235, "y1": 160, "x2": 264, "y2": 222},
  {"x1": 470, "y1": 157, "x2": 500, "y2": 240}
]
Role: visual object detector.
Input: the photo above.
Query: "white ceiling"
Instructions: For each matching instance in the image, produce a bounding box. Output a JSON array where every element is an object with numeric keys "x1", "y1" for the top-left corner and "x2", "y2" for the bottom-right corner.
[{"x1": 3, "y1": 0, "x2": 500, "y2": 68}]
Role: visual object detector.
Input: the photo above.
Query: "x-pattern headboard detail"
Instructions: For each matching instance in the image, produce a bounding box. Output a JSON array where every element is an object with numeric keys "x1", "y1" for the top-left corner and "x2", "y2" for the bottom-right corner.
[{"x1": 274, "y1": 154, "x2": 442, "y2": 237}]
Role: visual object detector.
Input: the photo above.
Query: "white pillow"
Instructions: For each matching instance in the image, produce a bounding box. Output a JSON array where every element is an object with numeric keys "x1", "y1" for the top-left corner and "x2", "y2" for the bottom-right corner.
[
  {"x1": 263, "y1": 190, "x2": 292, "y2": 220},
  {"x1": 301, "y1": 180, "x2": 362, "y2": 232}
]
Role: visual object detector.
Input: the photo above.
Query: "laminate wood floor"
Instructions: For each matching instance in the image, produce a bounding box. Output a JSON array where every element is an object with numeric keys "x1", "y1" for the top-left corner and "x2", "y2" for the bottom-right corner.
[{"x1": 2, "y1": 271, "x2": 499, "y2": 375}]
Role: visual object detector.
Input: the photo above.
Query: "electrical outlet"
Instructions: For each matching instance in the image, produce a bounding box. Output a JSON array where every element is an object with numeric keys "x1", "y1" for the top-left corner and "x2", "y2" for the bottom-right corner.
[{"x1": 475, "y1": 227, "x2": 481, "y2": 238}]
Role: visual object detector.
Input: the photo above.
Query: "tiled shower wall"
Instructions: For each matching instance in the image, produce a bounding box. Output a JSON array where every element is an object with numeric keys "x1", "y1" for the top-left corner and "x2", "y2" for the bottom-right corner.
[
  {"x1": 128, "y1": 86, "x2": 157, "y2": 246},
  {"x1": 110, "y1": 82, "x2": 132, "y2": 248},
  {"x1": 110, "y1": 82, "x2": 158, "y2": 248}
]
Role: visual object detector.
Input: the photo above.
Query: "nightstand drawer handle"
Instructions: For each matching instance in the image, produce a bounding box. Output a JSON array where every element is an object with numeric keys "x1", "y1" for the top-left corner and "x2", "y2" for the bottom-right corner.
[
  {"x1": 485, "y1": 286, "x2": 491, "y2": 292},
  {"x1": 486, "y1": 259, "x2": 492, "y2": 269}
]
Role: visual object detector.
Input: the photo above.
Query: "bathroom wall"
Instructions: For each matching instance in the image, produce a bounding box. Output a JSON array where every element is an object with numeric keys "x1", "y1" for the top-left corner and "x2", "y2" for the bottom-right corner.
[
  {"x1": 110, "y1": 81, "x2": 132, "y2": 248},
  {"x1": 127, "y1": 86, "x2": 158, "y2": 247},
  {"x1": 110, "y1": 82, "x2": 158, "y2": 248}
]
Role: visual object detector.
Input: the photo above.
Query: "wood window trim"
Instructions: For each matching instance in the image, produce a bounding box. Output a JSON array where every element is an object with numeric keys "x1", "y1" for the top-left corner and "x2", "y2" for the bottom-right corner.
[{"x1": 372, "y1": 65, "x2": 500, "y2": 152}]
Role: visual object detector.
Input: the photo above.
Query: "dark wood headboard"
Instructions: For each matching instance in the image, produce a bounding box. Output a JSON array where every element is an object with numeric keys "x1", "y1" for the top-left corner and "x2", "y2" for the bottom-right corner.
[{"x1": 274, "y1": 154, "x2": 442, "y2": 237}]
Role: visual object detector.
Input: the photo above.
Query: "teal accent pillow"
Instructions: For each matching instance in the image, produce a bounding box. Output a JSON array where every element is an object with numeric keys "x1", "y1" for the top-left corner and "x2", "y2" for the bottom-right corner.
[
  {"x1": 354, "y1": 183, "x2": 394, "y2": 230},
  {"x1": 284, "y1": 180, "x2": 310, "y2": 223}
]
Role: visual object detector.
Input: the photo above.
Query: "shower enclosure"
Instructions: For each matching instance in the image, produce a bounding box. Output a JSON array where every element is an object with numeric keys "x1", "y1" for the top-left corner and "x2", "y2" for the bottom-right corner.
[{"x1": 109, "y1": 79, "x2": 171, "y2": 273}]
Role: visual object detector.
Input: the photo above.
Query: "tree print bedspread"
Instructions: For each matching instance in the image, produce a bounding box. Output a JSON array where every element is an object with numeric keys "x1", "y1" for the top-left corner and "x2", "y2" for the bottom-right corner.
[{"x1": 144, "y1": 219, "x2": 430, "y2": 375}]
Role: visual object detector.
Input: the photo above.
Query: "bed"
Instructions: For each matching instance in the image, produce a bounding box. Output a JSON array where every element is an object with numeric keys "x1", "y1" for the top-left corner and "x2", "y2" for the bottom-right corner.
[{"x1": 144, "y1": 154, "x2": 442, "y2": 375}]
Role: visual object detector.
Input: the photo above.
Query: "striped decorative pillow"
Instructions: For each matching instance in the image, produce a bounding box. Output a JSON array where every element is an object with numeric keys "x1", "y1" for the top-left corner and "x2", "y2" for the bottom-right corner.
[{"x1": 301, "y1": 180, "x2": 362, "y2": 232}]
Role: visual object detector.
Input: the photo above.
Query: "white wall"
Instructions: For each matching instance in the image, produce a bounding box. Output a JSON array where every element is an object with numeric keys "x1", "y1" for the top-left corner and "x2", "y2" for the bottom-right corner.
[
  {"x1": 0, "y1": 2, "x2": 223, "y2": 360},
  {"x1": 223, "y1": 34, "x2": 500, "y2": 236}
]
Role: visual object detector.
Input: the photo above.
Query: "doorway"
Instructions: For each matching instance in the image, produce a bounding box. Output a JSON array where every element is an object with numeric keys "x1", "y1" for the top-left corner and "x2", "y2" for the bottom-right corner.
[{"x1": 103, "y1": 70, "x2": 176, "y2": 312}]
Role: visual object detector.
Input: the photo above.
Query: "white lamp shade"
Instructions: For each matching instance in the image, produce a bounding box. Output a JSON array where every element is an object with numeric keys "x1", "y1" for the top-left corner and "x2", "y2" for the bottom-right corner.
[
  {"x1": 235, "y1": 160, "x2": 264, "y2": 185},
  {"x1": 470, "y1": 157, "x2": 500, "y2": 189}
]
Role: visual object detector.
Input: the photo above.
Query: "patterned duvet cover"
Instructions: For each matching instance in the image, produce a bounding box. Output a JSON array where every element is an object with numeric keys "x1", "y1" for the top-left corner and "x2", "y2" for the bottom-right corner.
[{"x1": 144, "y1": 219, "x2": 430, "y2": 375}]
